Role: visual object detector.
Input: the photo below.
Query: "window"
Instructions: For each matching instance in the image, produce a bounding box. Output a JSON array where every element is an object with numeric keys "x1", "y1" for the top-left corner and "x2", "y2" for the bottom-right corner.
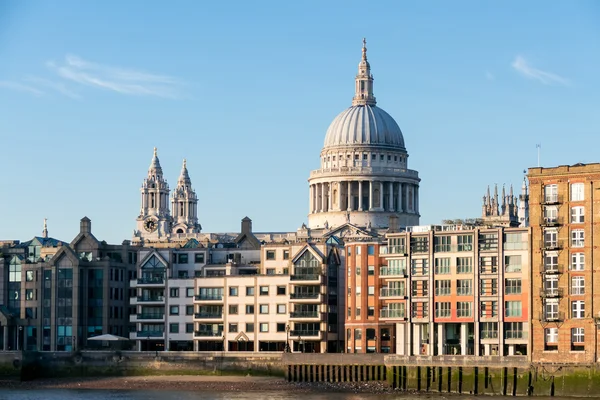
[
  {"x1": 277, "y1": 286, "x2": 286, "y2": 295},
  {"x1": 354, "y1": 328, "x2": 362, "y2": 340},
  {"x1": 480, "y1": 301, "x2": 498, "y2": 318},
  {"x1": 277, "y1": 323, "x2": 286, "y2": 332},
  {"x1": 194, "y1": 253, "x2": 205, "y2": 263},
  {"x1": 355, "y1": 286, "x2": 361, "y2": 296},
  {"x1": 260, "y1": 323, "x2": 269, "y2": 332},
  {"x1": 544, "y1": 206, "x2": 558, "y2": 223},
  {"x1": 367, "y1": 306, "x2": 374, "y2": 317},
  {"x1": 367, "y1": 265, "x2": 374, "y2": 276},
  {"x1": 169, "y1": 305, "x2": 179, "y2": 316},
  {"x1": 571, "y1": 230, "x2": 585, "y2": 247},
  {"x1": 356, "y1": 307, "x2": 361, "y2": 317},
  {"x1": 26, "y1": 271, "x2": 34, "y2": 282},
  {"x1": 504, "y1": 233, "x2": 525, "y2": 250},
  {"x1": 277, "y1": 304, "x2": 286, "y2": 314},
  {"x1": 571, "y1": 183, "x2": 584, "y2": 201},
  {"x1": 186, "y1": 323, "x2": 194, "y2": 333},
  {"x1": 480, "y1": 278, "x2": 498, "y2": 296},
  {"x1": 505, "y1": 301, "x2": 522, "y2": 317},
  {"x1": 572, "y1": 276, "x2": 585, "y2": 295},
  {"x1": 259, "y1": 286, "x2": 269, "y2": 296},
  {"x1": 246, "y1": 287, "x2": 255, "y2": 296},
  {"x1": 434, "y1": 258, "x2": 451, "y2": 274},
  {"x1": 266, "y1": 269, "x2": 275, "y2": 275},
  {"x1": 457, "y1": 302, "x2": 472, "y2": 317},
  {"x1": 347, "y1": 247, "x2": 352, "y2": 256},
  {"x1": 170, "y1": 288, "x2": 179, "y2": 298},
  {"x1": 544, "y1": 299, "x2": 559, "y2": 320},
  {"x1": 367, "y1": 245, "x2": 375, "y2": 255},
  {"x1": 25, "y1": 289, "x2": 34, "y2": 300},
  {"x1": 169, "y1": 323, "x2": 179, "y2": 333},
  {"x1": 505, "y1": 279, "x2": 522, "y2": 294},
  {"x1": 435, "y1": 280, "x2": 451, "y2": 296},
  {"x1": 266, "y1": 250, "x2": 276, "y2": 260},
  {"x1": 505, "y1": 255, "x2": 522, "y2": 273},
  {"x1": 411, "y1": 259, "x2": 429, "y2": 275},
  {"x1": 457, "y1": 280, "x2": 472, "y2": 295},
  {"x1": 544, "y1": 184, "x2": 558, "y2": 203},
  {"x1": 571, "y1": 253, "x2": 584, "y2": 271},
  {"x1": 259, "y1": 304, "x2": 269, "y2": 314},
  {"x1": 368, "y1": 286, "x2": 375, "y2": 295},
  {"x1": 457, "y1": 235, "x2": 473, "y2": 251},
  {"x1": 283, "y1": 250, "x2": 290, "y2": 260},
  {"x1": 246, "y1": 323, "x2": 254, "y2": 332},
  {"x1": 545, "y1": 252, "x2": 559, "y2": 272},
  {"x1": 479, "y1": 256, "x2": 498, "y2": 273},
  {"x1": 186, "y1": 287, "x2": 194, "y2": 297},
  {"x1": 186, "y1": 305, "x2": 194, "y2": 316},
  {"x1": 435, "y1": 302, "x2": 451, "y2": 318},
  {"x1": 456, "y1": 257, "x2": 472, "y2": 274},
  {"x1": 229, "y1": 323, "x2": 238, "y2": 333},
  {"x1": 245, "y1": 305, "x2": 254, "y2": 314},
  {"x1": 545, "y1": 327, "x2": 558, "y2": 343},
  {"x1": 229, "y1": 286, "x2": 238, "y2": 296},
  {"x1": 572, "y1": 300, "x2": 585, "y2": 318},
  {"x1": 572, "y1": 327, "x2": 585, "y2": 344},
  {"x1": 571, "y1": 206, "x2": 585, "y2": 223},
  {"x1": 411, "y1": 237, "x2": 429, "y2": 253},
  {"x1": 479, "y1": 233, "x2": 498, "y2": 251},
  {"x1": 356, "y1": 267, "x2": 361, "y2": 275},
  {"x1": 175, "y1": 253, "x2": 188, "y2": 264},
  {"x1": 229, "y1": 305, "x2": 238, "y2": 314}
]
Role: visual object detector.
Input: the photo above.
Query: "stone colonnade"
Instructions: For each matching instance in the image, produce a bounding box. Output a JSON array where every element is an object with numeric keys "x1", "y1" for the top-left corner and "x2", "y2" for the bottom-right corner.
[{"x1": 309, "y1": 181, "x2": 419, "y2": 214}]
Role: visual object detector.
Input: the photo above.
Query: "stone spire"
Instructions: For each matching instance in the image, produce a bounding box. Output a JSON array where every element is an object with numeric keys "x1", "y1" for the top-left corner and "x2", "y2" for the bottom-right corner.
[
  {"x1": 148, "y1": 147, "x2": 164, "y2": 180},
  {"x1": 178, "y1": 158, "x2": 192, "y2": 188},
  {"x1": 42, "y1": 218, "x2": 48, "y2": 239},
  {"x1": 352, "y1": 38, "x2": 376, "y2": 106},
  {"x1": 171, "y1": 158, "x2": 200, "y2": 234}
]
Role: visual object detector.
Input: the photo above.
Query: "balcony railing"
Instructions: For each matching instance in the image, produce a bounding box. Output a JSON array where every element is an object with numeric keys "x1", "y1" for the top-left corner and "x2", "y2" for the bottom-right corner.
[
  {"x1": 137, "y1": 330, "x2": 164, "y2": 337},
  {"x1": 540, "y1": 288, "x2": 564, "y2": 298},
  {"x1": 289, "y1": 330, "x2": 320, "y2": 337},
  {"x1": 541, "y1": 194, "x2": 562, "y2": 205},
  {"x1": 137, "y1": 296, "x2": 165, "y2": 302},
  {"x1": 380, "y1": 288, "x2": 405, "y2": 297},
  {"x1": 380, "y1": 309, "x2": 406, "y2": 319},
  {"x1": 479, "y1": 266, "x2": 499, "y2": 274},
  {"x1": 457, "y1": 288, "x2": 473, "y2": 296},
  {"x1": 540, "y1": 312, "x2": 565, "y2": 322},
  {"x1": 194, "y1": 313, "x2": 223, "y2": 319},
  {"x1": 480, "y1": 330, "x2": 498, "y2": 339},
  {"x1": 290, "y1": 274, "x2": 320, "y2": 281},
  {"x1": 137, "y1": 313, "x2": 164, "y2": 320},
  {"x1": 411, "y1": 267, "x2": 429, "y2": 276},
  {"x1": 290, "y1": 311, "x2": 319, "y2": 318},
  {"x1": 505, "y1": 330, "x2": 528, "y2": 339},
  {"x1": 194, "y1": 294, "x2": 223, "y2": 301},
  {"x1": 542, "y1": 265, "x2": 564, "y2": 274},
  {"x1": 540, "y1": 240, "x2": 563, "y2": 251},
  {"x1": 194, "y1": 331, "x2": 223, "y2": 337},
  {"x1": 380, "y1": 267, "x2": 407, "y2": 276},
  {"x1": 540, "y1": 217, "x2": 563, "y2": 227},
  {"x1": 386, "y1": 246, "x2": 407, "y2": 255},
  {"x1": 137, "y1": 276, "x2": 165, "y2": 285},
  {"x1": 290, "y1": 292, "x2": 320, "y2": 299}
]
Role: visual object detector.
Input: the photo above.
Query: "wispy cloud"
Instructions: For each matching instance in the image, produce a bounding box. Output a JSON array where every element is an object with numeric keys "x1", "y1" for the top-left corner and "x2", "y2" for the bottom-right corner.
[
  {"x1": 24, "y1": 76, "x2": 81, "y2": 99},
  {"x1": 511, "y1": 55, "x2": 569, "y2": 86},
  {"x1": 0, "y1": 80, "x2": 44, "y2": 96},
  {"x1": 47, "y1": 55, "x2": 183, "y2": 98}
]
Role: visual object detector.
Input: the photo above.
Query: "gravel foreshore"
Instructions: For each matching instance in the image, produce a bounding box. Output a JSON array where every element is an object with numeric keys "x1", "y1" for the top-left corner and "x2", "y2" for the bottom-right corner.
[{"x1": 0, "y1": 375, "x2": 397, "y2": 394}]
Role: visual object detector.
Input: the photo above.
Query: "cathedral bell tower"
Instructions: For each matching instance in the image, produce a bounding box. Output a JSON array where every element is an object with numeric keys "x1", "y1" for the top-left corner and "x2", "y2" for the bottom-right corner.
[
  {"x1": 136, "y1": 147, "x2": 171, "y2": 238},
  {"x1": 171, "y1": 159, "x2": 201, "y2": 234}
]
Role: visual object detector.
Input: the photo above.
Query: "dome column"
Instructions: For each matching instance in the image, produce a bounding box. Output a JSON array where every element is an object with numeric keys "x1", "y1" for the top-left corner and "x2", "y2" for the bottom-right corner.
[
  {"x1": 398, "y1": 183, "x2": 403, "y2": 213},
  {"x1": 389, "y1": 181, "x2": 394, "y2": 212},
  {"x1": 358, "y1": 181, "x2": 363, "y2": 211},
  {"x1": 415, "y1": 185, "x2": 419, "y2": 214},
  {"x1": 347, "y1": 181, "x2": 352, "y2": 211},
  {"x1": 379, "y1": 182, "x2": 384, "y2": 211},
  {"x1": 368, "y1": 181, "x2": 373, "y2": 210},
  {"x1": 327, "y1": 183, "x2": 332, "y2": 211}
]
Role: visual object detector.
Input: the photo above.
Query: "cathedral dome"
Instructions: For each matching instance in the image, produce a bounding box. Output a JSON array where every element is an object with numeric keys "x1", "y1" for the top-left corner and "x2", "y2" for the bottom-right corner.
[{"x1": 323, "y1": 104, "x2": 405, "y2": 150}]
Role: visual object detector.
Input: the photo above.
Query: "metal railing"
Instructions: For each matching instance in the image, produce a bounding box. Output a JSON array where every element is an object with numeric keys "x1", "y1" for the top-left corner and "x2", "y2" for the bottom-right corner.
[
  {"x1": 194, "y1": 313, "x2": 223, "y2": 319},
  {"x1": 541, "y1": 194, "x2": 562, "y2": 205},
  {"x1": 137, "y1": 330, "x2": 164, "y2": 337},
  {"x1": 539, "y1": 288, "x2": 564, "y2": 298},
  {"x1": 540, "y1": 240, "x2": 563, "y2": 251},
  {"x1": 380, "y1": 309, "x2": 406, "y2": 319},
  {"x1": 137, "y1": 313, "x2": 164, "y2": 320},
  {"x1": 290, "y1": 274, "x2": 320, "y2": 281},
  {"x1": 380, "y1": 288, "x2": 405, "y2": 297},
  {"x1": 380, "y1": 267, "x2": 407, "y2": 276},
  {"x1": 542, "y1": 265, "x2": 563, "y2": 274},
  {"x1": 505, "y1": 330, "x2": 528, "y2": 339},
  {"x1": 194, "y1": 331, "x2": 223, "y2": 337},
  {"x1": 386, "y1": 246, "x2": 407, "y2": 255},
  {"x1": 289, "y1": 330, "x2": 320, "y2": 337},
  {"x1": 290, "y1": 311, "x2": 319, "y2": 318},
  {"x1": 290, "y1": 292, "x2": 320, "y2": 299},
  {"x1": 540, "y1": 311, "x2": 565, "y2": 322},
  {"x1": 194, "y1": 294, "x2": 223, "y2": 301},
  {"x1": 137, "y1": 277, "x2": 165, "y2": 285},
  {"x1": 540, "y1": 217, "x2": 563, "y2": 227},
  {"x1": 480, "y1": 330, "x2": 498, "y2": 339},
  {"x1": 136, "y1": 296, "x2": 165, "y2": 302}
]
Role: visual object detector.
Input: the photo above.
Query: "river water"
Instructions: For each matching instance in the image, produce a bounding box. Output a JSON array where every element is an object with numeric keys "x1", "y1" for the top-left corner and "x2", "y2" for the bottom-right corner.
[{"x1": 0, "y1": 392, "x2": 562, "y2": 400}]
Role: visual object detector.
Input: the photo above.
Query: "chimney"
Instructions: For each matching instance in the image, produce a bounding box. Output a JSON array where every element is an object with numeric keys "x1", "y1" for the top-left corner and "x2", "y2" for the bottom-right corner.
[
  {"x1": 388, "y1": 215, "x2": 400, "y2": 233},
  {"x1": 80, "y1": 217, "x2": 91, "y2": 234},
  {"x1": 241, "y1": 217, "x2": 252, "y2": 234}
]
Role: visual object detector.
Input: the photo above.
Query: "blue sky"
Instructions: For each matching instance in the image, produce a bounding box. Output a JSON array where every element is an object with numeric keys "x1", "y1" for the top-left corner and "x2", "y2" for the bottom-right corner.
[{"x1": 1, "y1": 1, "x2": 599, "y2": 244}]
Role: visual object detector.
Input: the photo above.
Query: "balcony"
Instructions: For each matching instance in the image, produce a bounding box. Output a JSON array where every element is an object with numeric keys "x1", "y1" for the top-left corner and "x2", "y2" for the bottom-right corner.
[
  {"x1": 540, "y1": 288, "x2": 564, "y2": 298},
  {"x1": 137, "y1": 276, "x2": 165, "y2": 286},
  {"x1": 137, "y1": 330, "x2": 164, "y2": 338},
  {"x1": 540, "y1": 217, "x2": 563, "y2": 227},
  {"x1": 542, "y1": 265, "x2": 564, "y2": 274},
  {"x1": 385, "y1": 246, "x2": 407, "y2": 255},
  {"x1": 290, "y1": 274, "x2": 322, "y2": 283},
  {"x1": 136, "y1": 296, "x2": 165, "y2": 303},
  {"x1": 289, "y1": 330, "x2": 321, "y2": 337},
  {"x1": 194, "y1": 312, "x2": 223, "y2": 319},
  {"x1": 379, "y1": 309, "x2": 406, "y2": 319},
  {"x1": 380, "y1": 288, "x2": 406, "y2": 298},
  {"x1": 289, "y1": 311, "x2": 320, "y2": 319},
  {"x1": 480, "y1": 330, "x2": 498, "y2": 339},
  {"x1": 194, "y1": 331, "x2": 223, "y2": 338},
  {"x1": 130, "y1": 313, "x2": 164, "y2": 322},
  {"x1": 540, "y1": 240, "x2": 563, "y2": 251},
  {"x1": 380, "y1": 267, "x2": 407, "y2": 277},
  {"x1": 194, "y1": 294, "x2": 223, "y2": 301},
  {"x1": 505, "y1": 330, "x2": 528, "y2": 340},
  {"x1": 290, "y1": 292, "x2": 321, "y2": 303},
  {"x1": 541, "y1": 194, "x2": 562, "y2": 205},
  {"x1": 540, "y1": 312, "x2": 565, "y2": 322}
]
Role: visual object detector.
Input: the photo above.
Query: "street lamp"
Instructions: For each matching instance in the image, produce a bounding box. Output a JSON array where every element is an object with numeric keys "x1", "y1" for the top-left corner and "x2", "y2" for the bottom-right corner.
[{"x1": 285, "y1": 325, "x2": 290, "y2": 353}]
